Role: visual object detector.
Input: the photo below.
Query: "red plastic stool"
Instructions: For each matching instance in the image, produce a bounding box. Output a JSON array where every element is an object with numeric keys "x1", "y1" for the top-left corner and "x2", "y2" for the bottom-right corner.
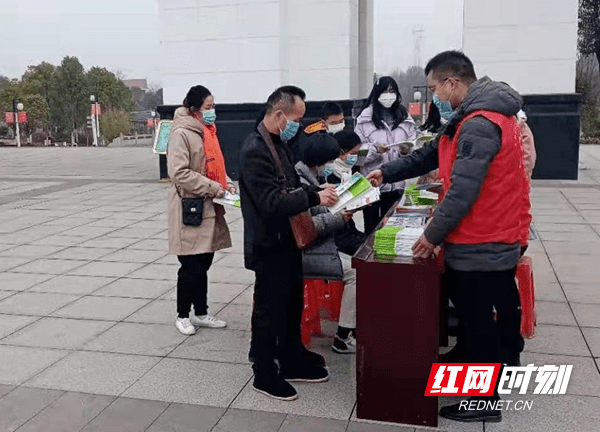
[
  {"x1": 301, "y1": 278, "x2": 345, "y2": 345},
  {"x1": 517, "y1": 255, "x2": 536, "y2": 339}
]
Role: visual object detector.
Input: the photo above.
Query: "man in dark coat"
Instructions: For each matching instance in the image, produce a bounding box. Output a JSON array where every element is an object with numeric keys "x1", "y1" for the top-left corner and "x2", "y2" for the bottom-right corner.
[{"x1": 239, "y1": 86, "x2": 337, "y2": 401}]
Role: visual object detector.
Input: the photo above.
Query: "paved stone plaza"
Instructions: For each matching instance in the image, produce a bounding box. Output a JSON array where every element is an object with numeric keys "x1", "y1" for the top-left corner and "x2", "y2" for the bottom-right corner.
[{"x1": 0, "y1": 146, "x2": 599, "y2": 432}]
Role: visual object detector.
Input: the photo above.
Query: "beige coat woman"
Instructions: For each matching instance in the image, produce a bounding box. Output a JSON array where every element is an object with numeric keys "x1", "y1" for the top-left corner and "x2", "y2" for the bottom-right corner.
[{"x1": 167, "y1": 107, "x2": 233, "y2": 255}]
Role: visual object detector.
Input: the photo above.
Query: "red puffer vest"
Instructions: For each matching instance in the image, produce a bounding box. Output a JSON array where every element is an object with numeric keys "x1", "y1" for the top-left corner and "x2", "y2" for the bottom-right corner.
[{"x1": 438, "y1": 110, "x2": 530, "y2": 245}]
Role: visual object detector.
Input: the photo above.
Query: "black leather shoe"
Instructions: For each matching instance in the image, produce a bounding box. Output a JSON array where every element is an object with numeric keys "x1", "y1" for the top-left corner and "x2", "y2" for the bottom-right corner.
[{"x1": 439, "y1": 400, "x2": 502, "y2": 423}]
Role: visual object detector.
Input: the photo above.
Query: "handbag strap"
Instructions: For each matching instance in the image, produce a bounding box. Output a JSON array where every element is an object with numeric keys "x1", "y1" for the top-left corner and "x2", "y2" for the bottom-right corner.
[{"x1": 257, "y1": 122, "x2": 287, "y2": 189}]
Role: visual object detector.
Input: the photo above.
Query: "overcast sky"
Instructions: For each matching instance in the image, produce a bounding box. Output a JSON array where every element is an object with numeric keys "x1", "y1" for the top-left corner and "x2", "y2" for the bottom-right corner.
[{"x1": 1, "y1": 0, "x2": 463, "y2": 85}]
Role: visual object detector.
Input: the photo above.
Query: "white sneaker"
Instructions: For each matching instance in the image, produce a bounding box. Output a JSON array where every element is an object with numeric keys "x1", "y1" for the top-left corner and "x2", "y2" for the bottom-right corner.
[
  {"x1": 175, "y1": 317, "x2": 196, "y2": 335},
  {"x1": 190, "y1": 314, "x2": 227, "y2": 328}
]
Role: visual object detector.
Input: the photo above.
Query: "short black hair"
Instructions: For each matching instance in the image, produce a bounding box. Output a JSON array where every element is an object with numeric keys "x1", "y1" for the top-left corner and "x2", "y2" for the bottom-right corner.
[
  {"x1": 333, "y1": 130, "x2": 361, "y2": 153},
  {"x1": 424, "y1": 50, "x2": 477, "y2": 84},
  {"x1": 301, "y1": 133, "x2": 341, "y2": 168},
  {"x1": 183, "y1": 85, "x2": 211, "y2": 111},
  {"x1": 265, "y1": 85, "x2": 306, "y2": 114},
  {"x1": 321, "y1": 102, "x2": 343, "y2": 121}
]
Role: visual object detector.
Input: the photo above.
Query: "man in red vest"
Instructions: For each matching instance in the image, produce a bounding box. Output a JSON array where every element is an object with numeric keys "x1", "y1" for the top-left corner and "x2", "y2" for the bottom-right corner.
[{"x1": 367, "y1": 51, "x2": 530, "y2": 423}]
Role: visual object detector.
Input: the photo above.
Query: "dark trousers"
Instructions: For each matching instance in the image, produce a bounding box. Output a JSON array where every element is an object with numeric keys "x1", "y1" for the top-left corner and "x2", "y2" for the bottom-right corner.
[
  {"x1": 251, "y1": 245, "x2": 304, "y2": 368},
  {"x1": 177, "y1": 253, "x2": 215, "y2": 318},
  {"x1": 445, "y1": 265, "x2": 524, "y2": 363},
  {"x1": 363, "y1": 190, "x2": 403, "y2": 235}
]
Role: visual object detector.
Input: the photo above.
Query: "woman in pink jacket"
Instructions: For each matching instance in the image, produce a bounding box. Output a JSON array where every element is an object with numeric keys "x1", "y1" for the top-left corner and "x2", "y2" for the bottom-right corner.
[{"x1": 355, "y1": 76, "x2": 417, "y2": 234}]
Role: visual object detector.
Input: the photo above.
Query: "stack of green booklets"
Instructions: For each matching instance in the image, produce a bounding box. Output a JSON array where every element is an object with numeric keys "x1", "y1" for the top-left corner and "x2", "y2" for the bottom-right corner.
[
  {"x1": 373, "y1": 213, "x2": 428, "y2": 257},
  {"x1": 404, "y1": 184, "x2": 438, "y2": 206}
]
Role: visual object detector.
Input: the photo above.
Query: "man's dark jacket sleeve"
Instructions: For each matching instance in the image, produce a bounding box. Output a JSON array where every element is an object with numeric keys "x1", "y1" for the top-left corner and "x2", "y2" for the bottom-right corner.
[
  {"x1": 424, "y1": 117, "x2": 501, "y2": 245},
  {"x1": 239, "y1": 137, "x2": 319, "y2": 219}
]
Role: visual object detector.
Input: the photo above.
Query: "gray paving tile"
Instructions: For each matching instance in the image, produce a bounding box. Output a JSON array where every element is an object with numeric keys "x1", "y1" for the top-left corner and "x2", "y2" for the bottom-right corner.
[
  {"x1": 485, "y1": 394, "x2": 600, "y2": 432},
  {"x1": 77, "y1": 237, "x2": 140, "y2": 249},
  {"x1": 209, "y1": 266, "x2": 255, "y2": 285},
  {"x1": 93, "y1": 278, "x2": 173, "y2": 299},
  {"x1": 11, "y1": 258, "x2": 88, "y2": 275},
  {"x1": 0, "y1": 314, "x2": 38, "y2": 339},
  {"x1": 0, "y1": 345, "x2": 67, "y2": 385},
  {"x1": 524, "y1": 325, "x2": 591, "y2": 357},
  {"x1": 540, "y1": 231, "x2": 600, "y2": 242},
  {"x1": 0, "y1": 257, "x2": 33, "y2": 272},
  {"x1": 519, "y1": 352, "x2": 600, "y2": 397},
  {"x1": 534, "y1": 281, "x2": 567, "y2": 303},
  {"x1": 80, "y1": 397, "x2": 168, "y2": 432},
  {"x1": 27, "y1": 351, "x2": 160, "y2": 395},
  {"x1": 0, "y1": 387, "x2": 64, "y2": 432},
  {"x1": 97, "y1": 249, "x2": 167, "y2": 263},
  {"x1": 278, "y1": 414, "x2": 348, "y2": 432},
  {"x1": 84, "y1": 322, "x2": 187, "y2": 356},
  {"x1": 108, "y1": 227, "x2": 164, "y2": 239},
  {"x1": 123, "y1": 358, "x2": 252, "y2": 407},
  {"x1": 28, "y1": 275, "x2": 116, "y2": 295},
  {"x1": 2, "y1": 317, "x2": 114, "y2": 349},
  {"x1": 0, "y1": 244, "x2": 66, "y2": 259},
  {"x1": 153, "y1": 254, "x2": 178, "y2": 265},
  {"x1": 562, "y1": 284, "x2": 600, "y2": 304},
  {"x1": 126, "y1": 263, "x2": 178, "y2": 281},
  {"x1": 212, "y1": 408, "x2": 285, "y2": 432},
  {"x1": 346, "y1": 421, "x2": 415, "y2": 432},
  {"x1": 147, "y1": 403, "x2": 225, "y2": 432},
  {"x1": 29, "y1": 235, "x2": 87, "y2": 247},
  {"x1": 67, "y1": 261, "x2": 144, "y2": 278},
  {"x1": 47, "y1": 246, "x2": 115, "y2": 261},
  {"x1": 216, "y1": 303, "x2": 252, "y2": 331},
  {"x1": 571, "y1": 303, "x2": 600, "y2": 327},
  {"x1": 212, "y1": 253, "x2": 245, "y2": 268},
  {"x1": 16, "y1": 392, "x2": 115, "y2": 432},
  {"x1": 127, "y1": 239, "x2": 169, "y2": 251},
  {"x1": 536, "y1": 301, "x2": 578, "y2": 326},
  {"x1": 59, "y1": 225, "x2": 118, "y2": 238},
  {"x1": 582, "y1": 327, "x2": 600, "y2": 357},
  {"x1": 0, "y1": 272, "x2": 54, "y2": 291},
  {"x1": 0, "y1": 383, "x2": 14, "y2": 398},
  {"x1": 51, "y1": 296, "x2": 149, "y2": 321},
  {"x1": 0, "y1": 290, "x2": 14, "y2": 301},
  {"x1": 0, "y1": 292, "x2": 80, "y2": 316},
  {"x1": 232, "y1": 369, "x2": 355, "y2": 420},
  {"x1": 169, "y1": 329, "x2": 250, "y2": 364},
  {"x1": 207, "y1": 283, "x2": 249, "y2": 304}
]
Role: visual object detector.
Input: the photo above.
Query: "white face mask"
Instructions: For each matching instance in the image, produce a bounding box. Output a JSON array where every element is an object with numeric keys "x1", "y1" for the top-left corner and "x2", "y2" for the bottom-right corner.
[
  {"x1": 327, "y1": 121, "x2": 345, "y2": 134},
  {"x1": 378, "y1": 93, "x2": 397, "y2": 108}
]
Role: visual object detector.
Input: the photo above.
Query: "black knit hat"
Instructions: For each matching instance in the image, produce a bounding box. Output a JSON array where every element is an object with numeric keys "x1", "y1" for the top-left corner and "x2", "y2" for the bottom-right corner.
[
  {"x1": 333, "y1": 130, "x2": 361, "y2": 153},
  {"x1": 302, "y1": 133, "x2": 341, "y2": 168}
]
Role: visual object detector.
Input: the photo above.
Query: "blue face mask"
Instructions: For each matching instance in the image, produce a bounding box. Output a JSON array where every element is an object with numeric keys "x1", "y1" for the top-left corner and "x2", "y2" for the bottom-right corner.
[
  {"x1": 202, "y1": 109, "x2": 216, "y2": 125},
  {"x1": 345, "y1": 155, "x2": 358, "y2": 166},
  {"x1": 433, "y1": 94, "x2": 454, "y2": 120},
  {"x1": 322, "y1": 165, "x2": 334, "y2": 177},
  {"x1": 280, "y1": 114, "x2": 300, "y2": 141}
]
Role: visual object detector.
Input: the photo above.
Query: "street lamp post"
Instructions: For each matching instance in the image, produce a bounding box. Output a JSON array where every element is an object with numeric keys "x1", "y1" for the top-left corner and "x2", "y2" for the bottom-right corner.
[
  {"x1": 90, "y1": 95, "x2": 98, "y2": 146},
  {"x1": 13, "y1": 99, "x2": 24, "y2": 148}
]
